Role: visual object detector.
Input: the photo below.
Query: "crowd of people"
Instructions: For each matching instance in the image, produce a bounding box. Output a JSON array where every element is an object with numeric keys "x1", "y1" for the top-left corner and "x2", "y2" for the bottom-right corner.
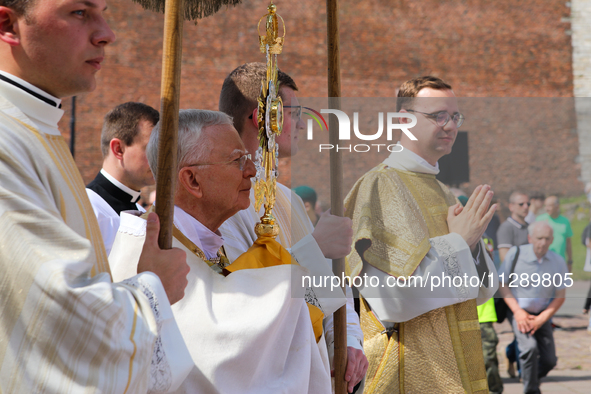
[{"x1": 0, "y1": 1, "x2": 581, "y2": 394}]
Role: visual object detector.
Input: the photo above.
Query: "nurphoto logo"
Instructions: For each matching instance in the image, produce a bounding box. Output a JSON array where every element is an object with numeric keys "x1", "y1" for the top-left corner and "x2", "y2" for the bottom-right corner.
[{"x1": 304, "y1": 109, "x2": 418, "y2": 152}]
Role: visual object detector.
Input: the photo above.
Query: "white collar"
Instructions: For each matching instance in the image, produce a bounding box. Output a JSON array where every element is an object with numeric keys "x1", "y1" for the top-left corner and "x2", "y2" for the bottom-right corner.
[
  {"x1": 100, "y1": 169, "x2": 141, "y2": 202},
  {"x1": 382, "y1": 142, "x2": 440, "y2": 175},
  {"x1": 0, "y1": 71, "x2": 64, "y2": 135},
  {"x1": 174, "y1": 205, "x2": 224, "y2": 259}
]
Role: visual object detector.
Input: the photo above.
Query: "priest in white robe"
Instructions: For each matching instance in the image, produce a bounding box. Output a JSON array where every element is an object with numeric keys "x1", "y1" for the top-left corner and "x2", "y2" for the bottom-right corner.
[
  {"x1": 0, "y1": 1, "x2": 192, "y2": 392},
  {"x1": 109, "y1": 109, "x2": 333, "y2": 393},
  {"x1": 218, "y1": 62, "x2": 367, "y2": 393}
]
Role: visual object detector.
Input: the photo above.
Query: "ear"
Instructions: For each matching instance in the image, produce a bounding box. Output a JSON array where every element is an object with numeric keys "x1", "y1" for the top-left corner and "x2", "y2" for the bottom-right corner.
[
  {"x1": 110, "y1": 138, "x2": 124, "y2": 160},
  {"x1": 251, "y1": 107, "x2": 259, "y2": 128},
  {"x1": 178, "y1": 167, "x2": 203, "y2": 199},
  {"x1": 398, "y1": 109, "x2": 411, "y2": 124},
  {"x1": 0, "y1": 7, "x2": 22, "y2": 46}
]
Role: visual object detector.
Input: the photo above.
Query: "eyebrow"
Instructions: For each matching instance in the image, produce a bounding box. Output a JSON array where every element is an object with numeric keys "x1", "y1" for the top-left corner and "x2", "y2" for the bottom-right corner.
[
  {"x1": 77, "y1": 0, "x2": 108, "y2": 11},
  {"x1": 228, "y1": 149, "x2": 245, "y2": 158}
]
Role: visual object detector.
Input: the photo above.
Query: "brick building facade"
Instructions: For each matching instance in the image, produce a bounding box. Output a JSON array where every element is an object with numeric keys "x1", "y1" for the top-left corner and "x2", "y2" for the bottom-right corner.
[{"x1": 58, "y1": 0, "x2": 582, "y2": 207}]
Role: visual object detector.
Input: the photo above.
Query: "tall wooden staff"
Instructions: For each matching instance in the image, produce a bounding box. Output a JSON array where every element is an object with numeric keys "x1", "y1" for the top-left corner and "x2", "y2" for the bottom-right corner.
[
  {"x1": 326, "y1": 0, "x2": 347, "y2": 392},
  {"x1": 130, "y1": 0, "x2": 242, "y2": 248}
]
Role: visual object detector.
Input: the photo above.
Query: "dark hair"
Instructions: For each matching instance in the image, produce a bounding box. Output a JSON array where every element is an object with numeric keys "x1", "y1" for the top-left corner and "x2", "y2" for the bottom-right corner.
[
  {"x1": 101, "y1": 102, "x2": 159, "y2": 157},
  {"x1": 529, "y1": 192, "x2": 546, "y2": 201},
  {"x1": 1, "y1": 0, "x2": 35, "y2": 16},
  {"x1": 219, "y1": 62, "x2": 298, "y2": 135},
  {"x1": 396, "y1": 76, "x2": 453, "y2": 112}
]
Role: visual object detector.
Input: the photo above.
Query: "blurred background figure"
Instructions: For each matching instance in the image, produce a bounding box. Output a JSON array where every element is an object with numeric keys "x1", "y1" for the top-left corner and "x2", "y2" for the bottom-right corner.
[
  {"x1": 538, "y1": 196, "x2": 573, "y2": 272},
  {"x1": 525, "y1": 192, "x2": 546, "y2": 224},
  {"x1": 582, "y1": 215, "x2": 591, "y2": 331},
  {"x1": 294, "y1": 185, "x2": 320, "y2": 226}
]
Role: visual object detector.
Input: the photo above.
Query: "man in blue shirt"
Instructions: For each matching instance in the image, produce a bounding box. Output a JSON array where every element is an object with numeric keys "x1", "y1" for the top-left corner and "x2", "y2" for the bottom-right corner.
[{"x1": 499, "y1": 221, "x2": 568, "y2": 394}]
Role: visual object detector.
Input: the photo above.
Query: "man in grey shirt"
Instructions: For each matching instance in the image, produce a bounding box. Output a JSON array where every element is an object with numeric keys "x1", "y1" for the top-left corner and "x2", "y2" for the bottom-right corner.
[
  {"x1": 497, "y1": 191, "x2": 530, "y2": 262},
  {"x1": 499, "y1": 221, "x2": 568, "y2": 394}
]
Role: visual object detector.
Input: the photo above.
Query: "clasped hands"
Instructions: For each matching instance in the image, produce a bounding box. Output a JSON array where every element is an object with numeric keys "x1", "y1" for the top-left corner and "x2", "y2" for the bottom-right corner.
[
  {"x1": 447, "y1": 185, "x2": 497, "y2": 252},
  {"x1": 513, "y1": 309, "x2": 546, "y2": 335}
]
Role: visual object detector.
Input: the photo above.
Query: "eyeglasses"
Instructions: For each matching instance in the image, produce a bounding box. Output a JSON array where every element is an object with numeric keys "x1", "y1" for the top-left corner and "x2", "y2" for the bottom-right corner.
[
  {"x1": 185, "y1": 153, "x2": 252, "y2": 171},
  {"x1": 517, "y1": 202, "x2": 530, "y2": 207},
  {"x1": 284, "y1": 105, "x2": 302, "y2": 121},
  {"x1": 406, "y1": 110, "x2": 465, "y2": 128}
]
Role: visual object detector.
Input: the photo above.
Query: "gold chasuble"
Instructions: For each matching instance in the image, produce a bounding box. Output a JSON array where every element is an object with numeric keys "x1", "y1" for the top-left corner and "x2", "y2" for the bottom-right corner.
[{"x1": 345, "y1": 164, "x2": 488, "y2": 394}]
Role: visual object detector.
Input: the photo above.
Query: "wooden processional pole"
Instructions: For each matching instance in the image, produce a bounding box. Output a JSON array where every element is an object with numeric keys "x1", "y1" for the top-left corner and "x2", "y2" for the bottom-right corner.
[
  {"x1": 155, "y1": 0, "x2": 184, "y2": 249},
  {"x1": 327, "y1": 0, "x2": 347, "y2": 392}
]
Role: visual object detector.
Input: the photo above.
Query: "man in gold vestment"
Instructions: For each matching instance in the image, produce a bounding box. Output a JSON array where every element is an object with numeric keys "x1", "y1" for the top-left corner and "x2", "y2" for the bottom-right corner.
[{"x1": 345, "y1": 76, "x2": 499, "y2": 393}]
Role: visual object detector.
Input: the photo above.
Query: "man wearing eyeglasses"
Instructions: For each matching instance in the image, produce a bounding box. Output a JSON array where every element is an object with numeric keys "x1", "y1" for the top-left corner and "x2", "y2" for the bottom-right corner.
[
  {"x1": 345, "y1": 76, "x2": 498, "y2": 393},
  {"x1": 109, "y1": 109, "x2": 334, "y2": 393},
  {"x1": 218, "y1": 62, "x2": 367, "y2": 393}
]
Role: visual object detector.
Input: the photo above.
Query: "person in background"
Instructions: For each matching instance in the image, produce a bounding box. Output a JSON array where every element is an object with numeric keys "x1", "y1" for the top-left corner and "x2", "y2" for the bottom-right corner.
[
  {"x1": 525, "y1": 192, "x2": 545, "y2": 224},
  {"x1": 497, "y1": 191, "x2": 531, "y2": 379},
  {"x1": 472, "y1": 196, "x2": 503, "y2": 394},
  {"x1": 500, "y1": 221, "x2": 567, "y2": 394},
  {"x1": 581, "y1": 217, "x2": 591, "y2": 331},
  {"x1": 537, "y1": 196, "x2": 573, "y2": 272},
  {"x1": 86, "y1": 102, "x2": 159, "y2": 255},
  {"x1": 294, "y1": 185, "x2": 320, "y2": 226}
]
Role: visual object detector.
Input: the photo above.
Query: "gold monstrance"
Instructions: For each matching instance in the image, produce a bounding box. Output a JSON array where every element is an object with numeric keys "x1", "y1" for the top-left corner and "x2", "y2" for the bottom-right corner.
[{"x1": 254, "y1": 3, "x2": 285, "y2": 238}]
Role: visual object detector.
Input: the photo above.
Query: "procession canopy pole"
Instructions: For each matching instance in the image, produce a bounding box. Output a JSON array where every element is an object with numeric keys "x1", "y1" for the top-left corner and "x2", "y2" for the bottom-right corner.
[
  {"x1": 156, "y1": 0, "x2": 184, "y2": 249},
  {"x1": 327, "y1": 0, "x2": 347, "y2": 392}
]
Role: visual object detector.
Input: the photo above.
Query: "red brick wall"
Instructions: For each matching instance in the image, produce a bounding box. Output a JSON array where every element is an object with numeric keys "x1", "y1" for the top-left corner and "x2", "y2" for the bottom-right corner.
[{"x1": 58, "y1": 0, "x2": 580, "y2": 207}]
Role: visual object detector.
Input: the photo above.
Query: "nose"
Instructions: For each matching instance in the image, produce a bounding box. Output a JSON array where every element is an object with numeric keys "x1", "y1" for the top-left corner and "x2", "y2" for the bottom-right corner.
[
  {"x1": 443, "y1": 117, "x2": 458, "y2": 133},
  {"x1": 296, "y1": 115, "x2": 306, "y2": 130},
  {"x1": 93, "y1": 16, "x2": 117, "y2": 46},
  {"x1": 243, "y1": 157, "x2": 256, "y2": 178}
]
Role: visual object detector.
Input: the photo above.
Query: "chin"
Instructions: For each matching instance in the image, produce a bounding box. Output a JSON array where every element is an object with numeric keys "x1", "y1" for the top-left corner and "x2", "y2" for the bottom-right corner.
[{"x1": 237, "y1": 199, "x2": 250, "y2": 211}]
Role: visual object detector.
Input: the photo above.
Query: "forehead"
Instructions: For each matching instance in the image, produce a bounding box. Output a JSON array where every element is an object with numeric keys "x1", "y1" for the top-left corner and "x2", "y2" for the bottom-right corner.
[
  {"x1": 280, "y1": 87, "x2": 299, "y2": 106},
  {"x1": 31, "y1": 0, "x2": 108, "y2": 13},
  {"x1": 202, "y1": 123, "x2": 245, "y2": 158},
  {"x1": 533, "y1": 225, "x2": 553, "y2": 237},
  {"x1": 512, "y1": 194, "x2": 529, "y2": 202},
  {"x1": 414, "y1": 88, "x2": 458, "y2": 113},
  {"x1": 544, "y1": 198, "x2": 558, "y2": 206}
]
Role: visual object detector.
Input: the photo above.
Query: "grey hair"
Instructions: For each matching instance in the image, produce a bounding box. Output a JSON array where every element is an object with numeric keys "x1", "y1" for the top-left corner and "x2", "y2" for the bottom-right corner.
[
  {"x1": 528, "y1": 221, "x2": 553, "y2": 236},
  {"x1": 147, "y1": 109, "x2": 233, "y2": 181}
]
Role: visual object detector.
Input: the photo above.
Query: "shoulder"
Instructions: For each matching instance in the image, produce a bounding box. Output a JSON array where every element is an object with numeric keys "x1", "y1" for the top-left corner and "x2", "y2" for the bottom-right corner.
[
  {"x1": 277, "y1": 182, "x2": 291, "y2": 196},
  {"x1": 86, "y1": 188, "x2": 117, "y2": 218},
  {"x1": 497, "y1": 220, "x2": 516, "y2": 237},
  {"x1": 518, "y1": 243, "x2": 533, "y2": 254},
  {"x1": 344, "y1": 164, "x2": 404, "y2": 214},
  {"x1": 536, "y1": 213, "x2": 550, "y2": 221},
  {"x1": 545, "y1": 250, "x2": 568, "y2": 270}
]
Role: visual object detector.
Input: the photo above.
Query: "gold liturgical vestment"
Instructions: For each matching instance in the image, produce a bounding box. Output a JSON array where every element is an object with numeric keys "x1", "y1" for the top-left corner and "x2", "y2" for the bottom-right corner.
[{"x1": 345, "y1": 164, "x2": 488, "y2": 394}]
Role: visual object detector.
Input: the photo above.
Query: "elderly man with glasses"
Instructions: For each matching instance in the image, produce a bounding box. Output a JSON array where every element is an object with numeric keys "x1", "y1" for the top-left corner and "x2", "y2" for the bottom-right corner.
[
  {"x1": 109, "y1": 109, "x2": 333, "y2": 393},
  {"x1": 344, "y1": 75, "x2": 498, "y2": 393}
]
